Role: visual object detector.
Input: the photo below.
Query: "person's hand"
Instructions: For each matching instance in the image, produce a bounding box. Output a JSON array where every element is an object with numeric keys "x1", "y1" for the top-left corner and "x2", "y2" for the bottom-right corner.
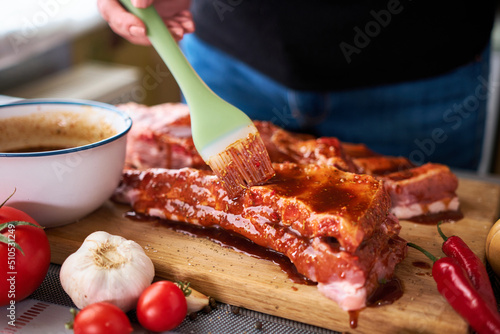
[{"x1": 97, "y1": 0, "x2": 194, "y2": 45}]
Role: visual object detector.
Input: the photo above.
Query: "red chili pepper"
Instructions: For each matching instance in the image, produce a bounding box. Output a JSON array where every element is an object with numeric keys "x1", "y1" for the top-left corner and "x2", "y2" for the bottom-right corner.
[
  {"x1": 437, "y1": 221, "x2": 497, "y2": 309},
  {"x1": 408, "y1": 243, "x2": 500, "y2": 334}
]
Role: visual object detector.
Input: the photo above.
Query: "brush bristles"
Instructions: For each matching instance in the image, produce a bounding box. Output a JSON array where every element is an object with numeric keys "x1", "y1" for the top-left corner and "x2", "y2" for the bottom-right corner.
[{"x1": 208, "y1": 132, "x2": 275, "y2": 198}]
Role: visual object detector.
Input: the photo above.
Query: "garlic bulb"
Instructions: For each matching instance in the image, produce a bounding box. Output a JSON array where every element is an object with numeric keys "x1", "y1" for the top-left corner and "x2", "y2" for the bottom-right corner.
[{"x1": 60, "y1": 231, "x2": 155, "y2": 312}]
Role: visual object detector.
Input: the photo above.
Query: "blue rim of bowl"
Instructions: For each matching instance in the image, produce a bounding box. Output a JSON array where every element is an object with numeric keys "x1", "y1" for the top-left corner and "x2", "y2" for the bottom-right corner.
[{"x1": 0, "y1": 98, "x2": 133, "y2": 157}]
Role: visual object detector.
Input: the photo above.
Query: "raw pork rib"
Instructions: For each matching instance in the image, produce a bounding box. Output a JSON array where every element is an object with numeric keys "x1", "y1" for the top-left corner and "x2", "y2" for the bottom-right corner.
[
  {"x1": 341, "y1": 143, "x2": 460, "y2": 219},
  {"x1": 113, "y1": 162, "x2": 407, "y2": 311},
  {"x1": 117, "y1": 102, "x2": 460, "y2": 220},
  {"x1": 121, "y1": 103, "x2": 206, "y2": 170}
]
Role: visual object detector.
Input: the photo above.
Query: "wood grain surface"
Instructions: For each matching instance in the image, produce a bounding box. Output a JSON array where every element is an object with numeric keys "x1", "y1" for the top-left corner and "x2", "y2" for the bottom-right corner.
[{"x1": 46, "y1": 177, "x2": 500, "y2": 333}]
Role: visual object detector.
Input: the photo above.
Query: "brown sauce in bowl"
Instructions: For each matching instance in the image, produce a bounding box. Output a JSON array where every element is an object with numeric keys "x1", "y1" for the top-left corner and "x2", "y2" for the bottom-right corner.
[
  {"x1": 5, "y1": 146, "x2": 71, "y2": 153},
  {"x1": 0, "y1": 109, "x2": 117, "y2": 153}
]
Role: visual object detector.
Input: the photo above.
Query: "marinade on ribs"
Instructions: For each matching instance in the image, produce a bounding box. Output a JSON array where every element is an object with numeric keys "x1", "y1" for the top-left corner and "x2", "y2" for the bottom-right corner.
[
  {"x1": 117, "y1": 102, "x2": 460, "y2": 221},
  {"x1": 113, "y1": 162, "x2": 407, "y2": 311},
  {"x1": 341, "y1": 143, "x2": 460, "y2": 219}
]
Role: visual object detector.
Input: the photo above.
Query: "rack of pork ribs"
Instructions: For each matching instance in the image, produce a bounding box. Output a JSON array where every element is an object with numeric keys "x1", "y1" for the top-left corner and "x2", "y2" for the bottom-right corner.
[{"x1": 113, "y1": 102, "x2": 459, "y2": 311}]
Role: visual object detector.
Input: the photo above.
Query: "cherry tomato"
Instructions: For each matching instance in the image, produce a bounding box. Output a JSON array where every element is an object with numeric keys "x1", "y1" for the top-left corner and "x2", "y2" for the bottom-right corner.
[
  {"x1": 137, "y1": 281, "x2": 187, "y2": 332},
  {"x1": 74, "y1": 302, "x2": 133, "y2": 334},
  {"x1": 0, "y1": 205, "x2": 51, "y2": 306}
]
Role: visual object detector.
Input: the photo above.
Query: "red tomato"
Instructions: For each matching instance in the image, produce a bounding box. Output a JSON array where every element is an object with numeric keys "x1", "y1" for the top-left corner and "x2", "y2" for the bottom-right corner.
[
  {"x1": 137, "y1": 281, "x2": 187, "y2": 332},
  {"x1": 0, "y1": 206, "x2": 51, "y2": 306},
  {"x1": 74, "y1": 302, "x2": 133, "y2": 334}
]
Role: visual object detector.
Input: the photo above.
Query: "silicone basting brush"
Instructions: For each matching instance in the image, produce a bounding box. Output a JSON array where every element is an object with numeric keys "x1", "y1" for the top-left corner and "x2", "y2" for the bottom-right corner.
[{"x1": 119, "y1": 0, "x2": 275, "y2": 198}]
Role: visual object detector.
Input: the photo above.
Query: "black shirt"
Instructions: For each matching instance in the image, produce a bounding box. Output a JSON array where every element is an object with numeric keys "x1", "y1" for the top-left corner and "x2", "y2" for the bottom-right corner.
[{"x1": 191, "y1": 0, "x2": 495, "y2": 91}]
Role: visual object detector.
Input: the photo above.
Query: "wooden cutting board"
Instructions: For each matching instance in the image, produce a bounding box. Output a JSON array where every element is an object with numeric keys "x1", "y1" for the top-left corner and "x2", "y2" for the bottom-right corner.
[{"x1": 46, "y1": 177, "x2": 500, "y2": 333}]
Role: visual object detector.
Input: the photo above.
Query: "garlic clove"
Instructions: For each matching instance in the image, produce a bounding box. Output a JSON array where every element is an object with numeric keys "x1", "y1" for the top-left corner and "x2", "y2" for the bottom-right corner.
[
  {"x1": 60, "y1": 231, "x2": 155, "y2": 312},
  {"x1": 176, "y1": 282, "x2": 210, "y2": 313}
]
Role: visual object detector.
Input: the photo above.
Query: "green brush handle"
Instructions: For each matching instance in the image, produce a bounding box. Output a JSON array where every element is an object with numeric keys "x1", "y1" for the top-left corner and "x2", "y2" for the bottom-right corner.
[{"x1": 119, "y1": 0, "x2": 252, "y2": 150}]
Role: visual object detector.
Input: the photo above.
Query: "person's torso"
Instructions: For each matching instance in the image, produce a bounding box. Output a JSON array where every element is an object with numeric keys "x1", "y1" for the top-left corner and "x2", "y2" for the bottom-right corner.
[{"x1": 191, "y1": 0, "x2": 495, "y2": 91}]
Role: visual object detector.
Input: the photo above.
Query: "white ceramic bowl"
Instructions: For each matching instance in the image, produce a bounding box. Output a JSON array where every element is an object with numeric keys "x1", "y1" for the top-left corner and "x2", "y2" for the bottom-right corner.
[{"x1": 0, "y1": 99, "x2": 132, "y2": 228}]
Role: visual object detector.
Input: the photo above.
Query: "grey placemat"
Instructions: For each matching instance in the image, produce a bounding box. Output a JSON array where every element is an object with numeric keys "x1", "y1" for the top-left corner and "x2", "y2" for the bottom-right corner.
[{"x1": 29, "y1": 264, "x2": 339, "y2": 334}]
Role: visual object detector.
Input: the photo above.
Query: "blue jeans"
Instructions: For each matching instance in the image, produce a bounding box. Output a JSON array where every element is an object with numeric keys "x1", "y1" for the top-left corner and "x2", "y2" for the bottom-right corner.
[{"x1": 180, "y1": 33, "x2": 490, "y2": 171}]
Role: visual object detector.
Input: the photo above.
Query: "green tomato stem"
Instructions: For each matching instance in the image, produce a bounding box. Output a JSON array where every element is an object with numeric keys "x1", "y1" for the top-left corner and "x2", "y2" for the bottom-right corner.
[
  {"x1": 0, "y1": 189, "x2": 16, "y2": 209},
  {"x1": 0, "y1": 221, "x2": 44, "y2": 255}
]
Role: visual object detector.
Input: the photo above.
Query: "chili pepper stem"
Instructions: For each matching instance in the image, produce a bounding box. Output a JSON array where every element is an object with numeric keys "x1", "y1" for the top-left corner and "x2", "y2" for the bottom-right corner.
[
  {"x1": 437, "y1": 221, "x2": 449, "y2": 242},
  {"x1": 407, "y1": 243, "x2": 438, "y2": 262}
]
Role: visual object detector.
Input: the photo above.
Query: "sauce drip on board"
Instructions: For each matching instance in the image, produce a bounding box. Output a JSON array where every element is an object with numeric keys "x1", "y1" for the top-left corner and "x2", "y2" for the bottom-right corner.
[
  {"x1": 406, "y1": 210, "x2": 464, "y2": 225},
  {"x1": 367, "y1": 277, "x2": 404, "y2": 307},
  {"x1": 125, "y1": 211, "x2": 315, "y2": 285},
  {"x1": 347, "y1": 277, "x2": 404, "y2": 329},
  {"x1": 348, "y1": 310, "x2": 360, "y2": 329},
  {"x1": 412, "y1": 261, "x2": 433, "y2": 277},
  {"x1": 412, "y1": 261, "x2": 432, "y2": 270}
]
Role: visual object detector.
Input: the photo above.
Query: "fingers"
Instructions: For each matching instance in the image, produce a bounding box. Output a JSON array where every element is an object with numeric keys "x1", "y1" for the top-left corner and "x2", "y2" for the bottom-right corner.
[
  {"x1": 131, "y1": 0, "x2": 154, "y2": 9},
  {"x1": 97, "y1": 0, "x2": 151, "y2": 45},
  {"x1": 164, "y1": 10, "x2": 195, "y2": 40},
  {"x1": 97, "y1": 0, "x2": 195, "y2": 44},
  {"x1": 175, "y1": 10, "x2": 195, "y2": 34},
  {"x1": 165, "y1": 21, "x2": 185, "y2": 41}
]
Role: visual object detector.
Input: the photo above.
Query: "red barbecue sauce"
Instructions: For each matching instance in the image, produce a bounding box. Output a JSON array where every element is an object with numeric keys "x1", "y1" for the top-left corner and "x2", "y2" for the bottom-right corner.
[
  {"x1": 347, "y1": 277, "x2": 404, "y2": 329},
  {"x1": 406, "y1": 210, "x2": 464, "y2": 225}
]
